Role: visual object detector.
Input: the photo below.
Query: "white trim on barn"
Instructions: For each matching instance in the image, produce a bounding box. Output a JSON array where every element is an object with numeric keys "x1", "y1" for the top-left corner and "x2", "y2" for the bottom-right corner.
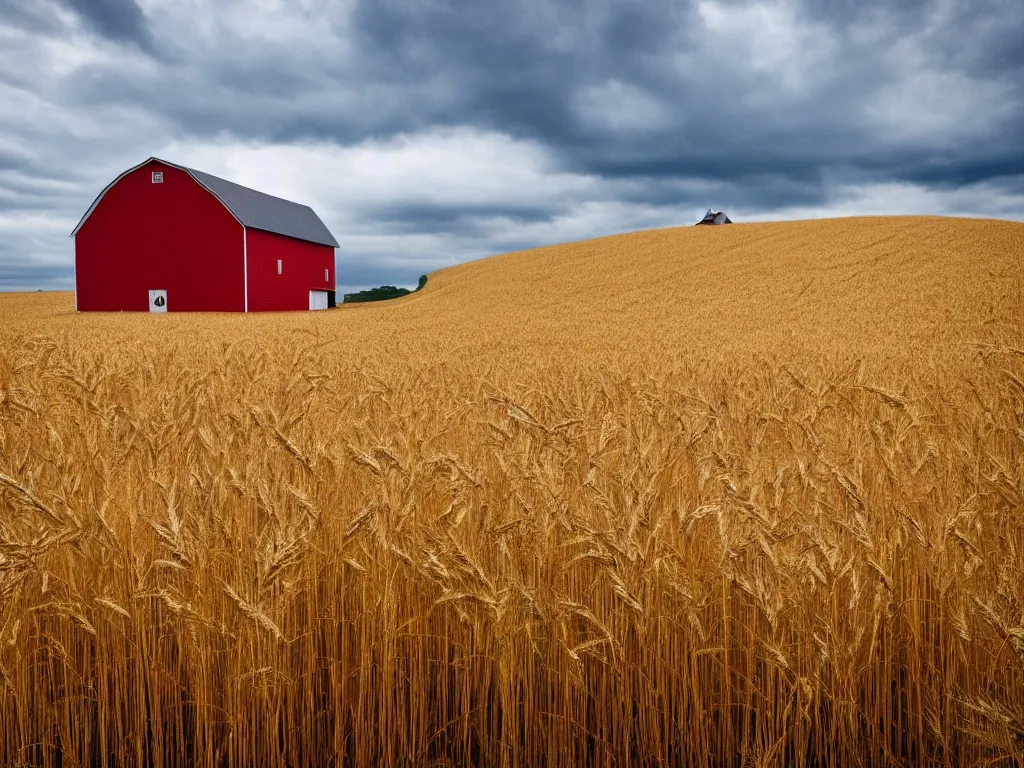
[{"x1": 243, "y1": 227, "x2": 249, "y2": 313}]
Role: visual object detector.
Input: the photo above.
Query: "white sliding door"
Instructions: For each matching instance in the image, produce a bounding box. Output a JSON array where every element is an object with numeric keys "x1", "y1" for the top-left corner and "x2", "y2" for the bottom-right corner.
[{"x1": 309, "y1": 290, "x2": 329, "y2": 310}]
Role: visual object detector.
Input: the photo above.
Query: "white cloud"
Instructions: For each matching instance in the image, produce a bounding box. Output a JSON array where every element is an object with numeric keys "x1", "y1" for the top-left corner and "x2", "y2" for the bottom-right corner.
[
  {"x1": 154, "y1": 129, "x2": 618, "y2": 290},
  {"x1": 740, "y1": 179, "x2": 1024, "y2": 222},
  {"x1": 695, "y1": 0, "x2": 837, "y2": 95},
  {"x1": 159, "y1": 128, "x2": 601, "y2": 224},
  {"x1": 864, "y1": 26, "x2": 1018, "y2": 147}
]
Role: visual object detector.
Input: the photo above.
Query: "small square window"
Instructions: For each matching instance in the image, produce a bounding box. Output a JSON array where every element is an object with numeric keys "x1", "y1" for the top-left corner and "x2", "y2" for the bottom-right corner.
[
  {"x1": 151, "y1": 171, "x2": 163, "y2": 183},
  {"x1": 277, "y1": 259, "x2": 282, "y2": 275}
]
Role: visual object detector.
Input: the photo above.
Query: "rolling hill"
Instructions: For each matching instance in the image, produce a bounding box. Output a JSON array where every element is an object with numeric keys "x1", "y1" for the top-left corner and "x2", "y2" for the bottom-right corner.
[{"x1": 4, "y1": 215, "x2": 1020, "y2": 362}]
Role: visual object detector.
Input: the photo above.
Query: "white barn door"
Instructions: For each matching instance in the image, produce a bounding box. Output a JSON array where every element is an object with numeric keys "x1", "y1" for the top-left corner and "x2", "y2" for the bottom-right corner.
[{"x1": 309, "y1": 290, "x2": 329, "y2": 310}]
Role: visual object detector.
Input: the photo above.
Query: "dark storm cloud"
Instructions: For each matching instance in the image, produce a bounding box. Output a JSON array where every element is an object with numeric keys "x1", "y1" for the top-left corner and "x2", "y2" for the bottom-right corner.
[
  {"x1": 1, "y1": 0, "x2": 1022, "y2": 292},
  {"x1": 0, "y1": 1, "x2": 65, "y2": 34},
  {"x1": 794, "y1": 0, "x2": 934, "y2": 26},
  {"x1": 902, "y1": 156, "x2": 1024, "y2": 189},
  {"x1": 0, "y1": 252, "x2": 74, "y2": 292},
  {"x1": 342, "y1": 0, "x2": 1024, "y2": 208},
  {"x1": 60, "y1": 0, "x2": 151, "y2": 48},
  {"x1": 348, "y1": 0, "x2": 673, "y2": 141},
  {"x1": 800, "y1": 0, "x2": 1024, "y2": 73}
]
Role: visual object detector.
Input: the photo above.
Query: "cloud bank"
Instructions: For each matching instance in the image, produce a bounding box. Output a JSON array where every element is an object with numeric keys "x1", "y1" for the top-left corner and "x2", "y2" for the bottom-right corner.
[{"x1": 1, "y1": 0, "x2": 1021, "y2": 292}]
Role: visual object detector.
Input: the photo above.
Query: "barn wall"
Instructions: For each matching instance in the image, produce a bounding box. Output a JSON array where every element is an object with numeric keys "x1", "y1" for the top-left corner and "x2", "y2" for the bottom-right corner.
[
  {"x1": 245, "y1": 229, "x2": 335, "y2": 312},
  {"x1": 75, "y1": 161, "x2": 244, "y2": 312}
]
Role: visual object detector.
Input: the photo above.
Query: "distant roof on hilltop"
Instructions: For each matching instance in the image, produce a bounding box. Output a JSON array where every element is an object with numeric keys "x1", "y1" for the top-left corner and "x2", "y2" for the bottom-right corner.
[{"x1": 696, "y1": 209, "x2": 732, "y2": 225}]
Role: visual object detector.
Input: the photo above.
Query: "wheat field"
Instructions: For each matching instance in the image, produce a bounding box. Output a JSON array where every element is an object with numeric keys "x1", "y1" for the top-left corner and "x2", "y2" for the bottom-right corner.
[{"x1": 0, "y1": 215, "x2": 1022, "y2": 767}]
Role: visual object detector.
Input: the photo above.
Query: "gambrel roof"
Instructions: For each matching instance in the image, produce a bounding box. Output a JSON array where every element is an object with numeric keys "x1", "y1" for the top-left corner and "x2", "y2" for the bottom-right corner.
[{"x1": 72, "y1": 157, "x2": 339, "y2": 248}]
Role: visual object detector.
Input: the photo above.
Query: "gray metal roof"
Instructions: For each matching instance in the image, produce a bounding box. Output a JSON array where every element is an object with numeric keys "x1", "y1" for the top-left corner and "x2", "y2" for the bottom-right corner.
[
  {"x1": 71, "y1": 157, "x2": 339, "y2": 247},
  {"x1": 187, "y1": 167, "x2": 339, "y2": 247}
]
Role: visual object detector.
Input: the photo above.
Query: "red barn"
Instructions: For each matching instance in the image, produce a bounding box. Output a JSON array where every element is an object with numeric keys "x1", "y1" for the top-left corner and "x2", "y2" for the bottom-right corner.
[{"x1": 72, "y1": 157, "x2": 339, "y2": 312}]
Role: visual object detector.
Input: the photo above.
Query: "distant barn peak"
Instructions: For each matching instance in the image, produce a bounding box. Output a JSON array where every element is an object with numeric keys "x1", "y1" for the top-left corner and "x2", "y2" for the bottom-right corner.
[{"x1": 696, "y1": 208, "x2": 732, "y2": 225}]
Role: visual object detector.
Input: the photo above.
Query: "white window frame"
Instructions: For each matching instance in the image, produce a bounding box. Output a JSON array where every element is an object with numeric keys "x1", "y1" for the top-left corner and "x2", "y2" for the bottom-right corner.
[
  {"x1": 277, "y1": 259, "x2": 282, "y2": 275},
  {"x1": 151, "y1": 171, "x2": 163, "y2": 184},
  {"x1": 325, "y1": 268, "x2": 329, "y2": 282}
]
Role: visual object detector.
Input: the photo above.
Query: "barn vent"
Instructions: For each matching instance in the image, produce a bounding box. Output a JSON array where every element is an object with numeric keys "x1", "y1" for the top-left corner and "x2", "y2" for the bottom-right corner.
[{"x1": 151, "y1": 171, "x2": 163, "y2": 184}]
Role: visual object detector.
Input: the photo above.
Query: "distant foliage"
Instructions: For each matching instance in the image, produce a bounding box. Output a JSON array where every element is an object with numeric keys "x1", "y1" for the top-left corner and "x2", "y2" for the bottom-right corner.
[
  {"x1": 343, "y1": 285, "x2": 411, "y2": 303},
  {"x1": 343, "y1": 275, "x2": 428, "y2": 304}
]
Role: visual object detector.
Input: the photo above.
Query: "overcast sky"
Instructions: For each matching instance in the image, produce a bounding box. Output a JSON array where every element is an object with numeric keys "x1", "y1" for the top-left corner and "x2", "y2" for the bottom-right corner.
[{"x1": 1, "y1": 0, "x2": 1022, "y2": 293}]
